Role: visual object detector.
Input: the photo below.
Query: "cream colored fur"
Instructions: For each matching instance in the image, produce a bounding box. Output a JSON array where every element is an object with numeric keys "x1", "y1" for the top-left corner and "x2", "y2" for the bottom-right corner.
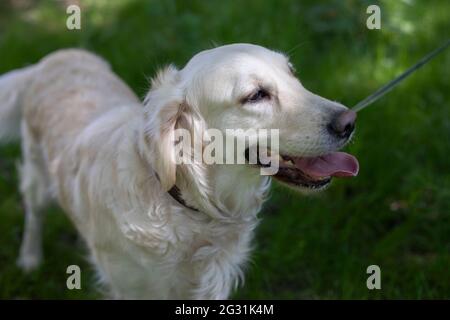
[{"x1": 0, "y1": 44, "x2": 349, "y2": 299}]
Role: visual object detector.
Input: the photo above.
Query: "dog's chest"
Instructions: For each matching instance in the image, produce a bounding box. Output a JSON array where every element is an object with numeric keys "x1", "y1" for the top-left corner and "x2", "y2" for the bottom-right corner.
[{"x1": 158, "y1": 216, "x2": 257, "y2": 298}]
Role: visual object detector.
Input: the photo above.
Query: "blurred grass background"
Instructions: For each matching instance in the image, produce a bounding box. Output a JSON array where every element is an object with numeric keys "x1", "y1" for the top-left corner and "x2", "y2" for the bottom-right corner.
[{"x1": 0, "y1": 0, "x2": 449, "y2": 299}]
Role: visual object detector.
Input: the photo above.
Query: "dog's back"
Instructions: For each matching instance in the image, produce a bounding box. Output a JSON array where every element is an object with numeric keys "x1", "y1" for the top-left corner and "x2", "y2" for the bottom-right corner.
[
  {"x1": 21, "y1": 50, "x2": 139, "y2": 159},
  {"x1": 0, "y1": 50, "x2": 147, "y2": 277}
]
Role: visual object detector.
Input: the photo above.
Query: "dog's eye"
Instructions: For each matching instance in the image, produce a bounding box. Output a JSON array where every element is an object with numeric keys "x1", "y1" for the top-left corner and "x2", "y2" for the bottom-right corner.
[{"x1": 244, "y1": 89, "x2": 270, "y2": 103}]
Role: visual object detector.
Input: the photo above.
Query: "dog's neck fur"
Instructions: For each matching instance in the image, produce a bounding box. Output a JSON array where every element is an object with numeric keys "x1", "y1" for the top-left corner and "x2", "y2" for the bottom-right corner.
[
  {"x1": 174, "y1": 162, "x2": 271, "y2": 221},
  {"x1": 136, "y1": 122, "x2": 270, "y2": 220}
]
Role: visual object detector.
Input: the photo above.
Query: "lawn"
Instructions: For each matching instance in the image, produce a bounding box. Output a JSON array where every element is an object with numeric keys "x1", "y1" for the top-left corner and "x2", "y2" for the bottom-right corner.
[{"x1": 0, "y1": 0, "x2": 449, "y2": 299}]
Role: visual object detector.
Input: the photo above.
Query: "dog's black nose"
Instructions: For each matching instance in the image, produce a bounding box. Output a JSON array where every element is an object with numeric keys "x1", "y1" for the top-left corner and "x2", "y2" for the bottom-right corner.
[{"x1": 328, "y1": 110, "x2": 356, "y2": 138}]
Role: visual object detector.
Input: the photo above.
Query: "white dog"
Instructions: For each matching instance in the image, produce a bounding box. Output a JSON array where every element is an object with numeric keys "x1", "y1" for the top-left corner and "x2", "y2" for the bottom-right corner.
[{"x1": 0, "y1": 44, "x2": 358, "y2": 299}]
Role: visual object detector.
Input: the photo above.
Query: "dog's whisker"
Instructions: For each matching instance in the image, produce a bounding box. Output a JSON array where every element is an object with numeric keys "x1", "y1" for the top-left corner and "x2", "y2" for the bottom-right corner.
[{"x1": 286, "y1": 41, "x2": 310, "y2": 56}]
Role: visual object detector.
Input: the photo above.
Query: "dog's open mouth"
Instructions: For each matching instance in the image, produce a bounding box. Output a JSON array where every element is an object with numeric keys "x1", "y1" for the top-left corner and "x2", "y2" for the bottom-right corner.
[
  {"x1": 246, "y1": 150, "x2": 359, "y2": 189},
  {"x1": 276, "y1": 152, "x2": 359, "y2": 189}
]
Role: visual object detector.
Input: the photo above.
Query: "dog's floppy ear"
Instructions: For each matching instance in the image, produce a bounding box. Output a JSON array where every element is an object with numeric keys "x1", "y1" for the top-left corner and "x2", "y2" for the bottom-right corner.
[
  {"x1": 143, "y1": 65, "x2": 184, "y2": 191},
  {"x1": 143, "y1": 65, "x2": 224, "y2": 217}
]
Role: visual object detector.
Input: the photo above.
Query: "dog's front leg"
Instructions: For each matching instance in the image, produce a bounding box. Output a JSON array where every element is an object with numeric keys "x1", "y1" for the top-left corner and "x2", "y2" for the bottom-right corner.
[{"x1": 189, "y1": 250, "x2": 243, "y2": 300}]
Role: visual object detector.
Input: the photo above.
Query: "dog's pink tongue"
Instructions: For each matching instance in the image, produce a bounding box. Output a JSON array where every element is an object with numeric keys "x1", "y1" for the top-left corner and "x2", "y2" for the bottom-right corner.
[{"x1": 294, "y1": 152, "x2": 359, "y2": 178}]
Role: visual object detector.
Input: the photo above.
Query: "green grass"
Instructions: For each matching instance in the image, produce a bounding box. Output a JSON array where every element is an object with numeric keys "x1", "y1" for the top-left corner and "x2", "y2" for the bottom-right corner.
[{"x1": 0, "y1": 0, "x2": 449, "y2": 299}]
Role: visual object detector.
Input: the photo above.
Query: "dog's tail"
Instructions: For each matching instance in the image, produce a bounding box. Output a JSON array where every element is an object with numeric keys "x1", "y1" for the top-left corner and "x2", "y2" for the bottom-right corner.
[{"x1": 0, "y1": 65, "x2": 36, "y2": 142}]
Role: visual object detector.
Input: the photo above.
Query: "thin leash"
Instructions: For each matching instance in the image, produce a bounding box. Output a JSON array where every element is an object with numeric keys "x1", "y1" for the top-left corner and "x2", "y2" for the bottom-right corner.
[{"x1": 353, "y1": 39, "x2": 450, "y2": 112}]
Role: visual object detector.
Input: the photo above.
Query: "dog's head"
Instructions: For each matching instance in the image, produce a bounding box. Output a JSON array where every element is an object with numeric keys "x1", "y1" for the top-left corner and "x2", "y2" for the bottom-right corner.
[{"x1": 143, "y1": 43, "x2": 358, "y2": 197}]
